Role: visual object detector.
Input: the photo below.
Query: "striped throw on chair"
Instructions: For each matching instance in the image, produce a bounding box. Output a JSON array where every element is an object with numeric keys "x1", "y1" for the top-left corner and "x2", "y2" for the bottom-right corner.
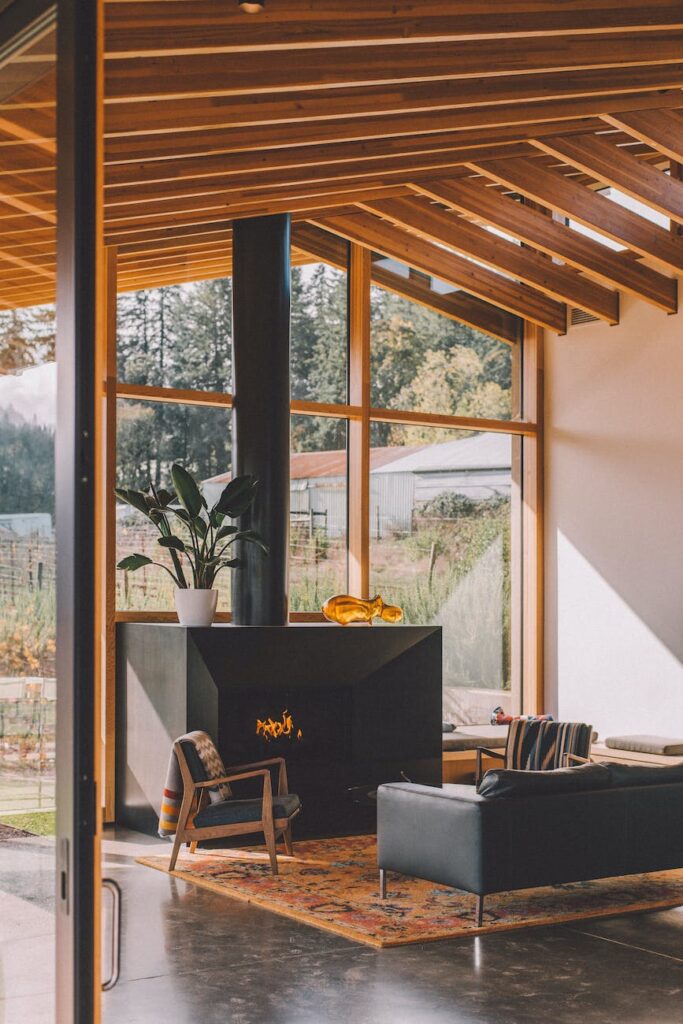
[{"x1": 505, "y1": 720, "x2": 593, "y2": 772}]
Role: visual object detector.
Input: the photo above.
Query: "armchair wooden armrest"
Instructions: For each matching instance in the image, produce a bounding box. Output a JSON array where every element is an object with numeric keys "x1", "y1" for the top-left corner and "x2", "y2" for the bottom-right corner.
[
  {"x1": 193, "y1": 768, "x2": 270, "y2": 789},
  {"x1": 475, "y1": 746, "x2": 505, "y2": 786},
  {"x1": 561, "y1": 753, "x2": 591, "y2": 767},
  {"x1": 224, "y1": 756, "x2": 289, "y2": 795}
]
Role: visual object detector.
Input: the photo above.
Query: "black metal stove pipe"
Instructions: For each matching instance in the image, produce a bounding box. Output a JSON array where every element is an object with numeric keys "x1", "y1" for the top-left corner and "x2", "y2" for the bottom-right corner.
[{"x1": 231, "y1": 214, "x2": 291, "y2": 625}]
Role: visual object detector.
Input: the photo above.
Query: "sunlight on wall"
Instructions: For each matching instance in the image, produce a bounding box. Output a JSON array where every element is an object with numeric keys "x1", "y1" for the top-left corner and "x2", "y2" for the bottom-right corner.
[{"x1": 556, "y1": 531, "x2": 683, "y2": 739}]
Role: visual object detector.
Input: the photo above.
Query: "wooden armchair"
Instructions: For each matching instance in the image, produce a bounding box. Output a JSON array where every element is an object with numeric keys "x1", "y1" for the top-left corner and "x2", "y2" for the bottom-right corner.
[
  {"x1": 475, "y1": 720, "x2": 593, "y2": 786},
  {"x1": 169, "y1": 738, "x2": 301, "y2": 875}
]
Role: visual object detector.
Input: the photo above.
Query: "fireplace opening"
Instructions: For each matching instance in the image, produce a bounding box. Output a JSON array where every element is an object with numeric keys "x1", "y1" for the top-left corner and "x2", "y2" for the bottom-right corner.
[{"x1": 255, "y1": 709, "x2": 303, "y2": 742}]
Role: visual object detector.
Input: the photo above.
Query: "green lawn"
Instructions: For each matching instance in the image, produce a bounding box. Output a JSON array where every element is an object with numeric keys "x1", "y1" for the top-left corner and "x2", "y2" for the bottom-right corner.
[{"x1": 0, "y1": 809, "x2": 56, "y2": 836}]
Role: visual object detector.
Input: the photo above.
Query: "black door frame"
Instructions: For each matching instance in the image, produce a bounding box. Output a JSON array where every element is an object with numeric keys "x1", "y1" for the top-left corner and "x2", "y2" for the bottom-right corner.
[
  {"x1": 55, "y1": 0, "x2": 100, "y2": 1019},
  {"x1": 0, "y1": 1, "x2": 100, "y2": 1021}
]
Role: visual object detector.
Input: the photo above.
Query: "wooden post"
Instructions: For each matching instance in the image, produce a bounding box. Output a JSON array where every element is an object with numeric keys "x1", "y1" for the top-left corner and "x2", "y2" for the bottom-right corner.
[
  {"x1": 348, "y1": 243, "x2": 371, "y2": 599},
  {"x1": 521, "y1": 321, "x2": 544, "y2": 715}
]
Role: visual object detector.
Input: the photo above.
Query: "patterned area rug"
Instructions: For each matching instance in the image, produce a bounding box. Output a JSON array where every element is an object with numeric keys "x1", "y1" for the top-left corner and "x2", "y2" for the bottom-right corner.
[{"x1": 138, "y1": 835, "x2": 683, "y2": 948}]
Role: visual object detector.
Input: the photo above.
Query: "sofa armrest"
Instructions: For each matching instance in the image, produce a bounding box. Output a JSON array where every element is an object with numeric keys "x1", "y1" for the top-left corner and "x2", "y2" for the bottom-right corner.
[{"x1": 377, "y1": 783, "x2": 490, "y2": 894}]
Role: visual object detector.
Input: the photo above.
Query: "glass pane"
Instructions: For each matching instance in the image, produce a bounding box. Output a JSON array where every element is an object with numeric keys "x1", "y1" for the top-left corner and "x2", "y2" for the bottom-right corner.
[
  {"x1": 370, "y1": 271, "x2": 513, "y2": 419},
  {"x1": 290, "y1": 416, "x2": 348, "y2": 611},
  {"x1": 369, "y1": 423, "x2": 517, "y2": 725},
  {"x1": 117, "y1": 279, "x2": 232, "y2": 391},
  {"x1": 116, "y1": 400, "x2": 231, "y2": 611},
  {"x1": 0, "y1": 316, "x2": 56, "y2": 812},
  {"x1": 291, "y1": 263, "x2": 348, "y2": 404},
  {"x1": 0, "y1": 18, "x2": 57, "y2": 1022}
]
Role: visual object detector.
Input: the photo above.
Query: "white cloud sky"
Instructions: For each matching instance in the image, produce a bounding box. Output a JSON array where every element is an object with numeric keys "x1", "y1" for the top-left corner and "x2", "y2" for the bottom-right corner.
[{"x1": 0, "y1": 361, "x2": 57, "y2": 427}]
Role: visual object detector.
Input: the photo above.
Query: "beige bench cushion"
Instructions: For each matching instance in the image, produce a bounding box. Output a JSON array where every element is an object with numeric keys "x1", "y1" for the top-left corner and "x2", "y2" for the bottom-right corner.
[{"x1": 605, "y1": 735, "x2": 683, "y2": 756}]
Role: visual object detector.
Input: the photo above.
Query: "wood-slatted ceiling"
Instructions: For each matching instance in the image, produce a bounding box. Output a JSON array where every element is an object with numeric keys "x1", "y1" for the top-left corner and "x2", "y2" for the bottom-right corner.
[{"x1": 2, "y1": 0, "x2": 683, "y2": 338}]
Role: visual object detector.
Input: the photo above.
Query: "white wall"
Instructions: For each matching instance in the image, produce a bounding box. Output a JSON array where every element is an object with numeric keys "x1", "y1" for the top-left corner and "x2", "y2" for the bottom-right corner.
[{"x1": 544, "y1": 293, "x2": 683, "y2": 740}]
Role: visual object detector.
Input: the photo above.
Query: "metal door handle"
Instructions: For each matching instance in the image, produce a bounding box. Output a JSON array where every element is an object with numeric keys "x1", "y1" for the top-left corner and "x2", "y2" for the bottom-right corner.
[{"x1": 101, "y1": 878, "x2": 122, "y2": 991}]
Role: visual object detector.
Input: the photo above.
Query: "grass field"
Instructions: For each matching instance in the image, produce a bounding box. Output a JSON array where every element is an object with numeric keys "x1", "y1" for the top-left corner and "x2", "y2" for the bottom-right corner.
[{"x1": 0, "y1": 808, "x2": 55, "y2": 836}]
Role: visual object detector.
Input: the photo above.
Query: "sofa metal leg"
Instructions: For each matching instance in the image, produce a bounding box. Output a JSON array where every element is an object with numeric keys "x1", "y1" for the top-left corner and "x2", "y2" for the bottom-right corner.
[
  {"x1": 379, "y1": 868, "x2": 387, "y2": 899},
  {"x1": 475, "y1": 894, "x2": 484, "y2": 928}
]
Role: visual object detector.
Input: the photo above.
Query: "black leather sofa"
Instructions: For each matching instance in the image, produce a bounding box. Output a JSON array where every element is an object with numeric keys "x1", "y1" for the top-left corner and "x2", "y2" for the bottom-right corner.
[{"x1": 377, "y1": 762, "x2": 683, "y2": 925}]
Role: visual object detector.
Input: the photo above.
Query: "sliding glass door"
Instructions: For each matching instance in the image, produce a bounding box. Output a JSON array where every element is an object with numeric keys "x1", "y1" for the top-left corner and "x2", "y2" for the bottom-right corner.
[{"x1": 0, "y1": 1, "x2": 102, "y2": 1021}]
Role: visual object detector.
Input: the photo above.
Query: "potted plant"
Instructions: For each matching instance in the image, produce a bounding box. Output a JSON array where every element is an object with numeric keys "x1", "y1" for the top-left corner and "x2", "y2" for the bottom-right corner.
[{"x1": 115, "y1": 463, "x2": 268, "y2": 626}]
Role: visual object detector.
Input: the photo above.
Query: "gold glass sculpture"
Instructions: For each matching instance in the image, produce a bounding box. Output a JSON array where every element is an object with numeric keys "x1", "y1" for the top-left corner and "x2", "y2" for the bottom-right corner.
[{"x1": 322, "y1": 594, "x2": 403, "y2": 626}]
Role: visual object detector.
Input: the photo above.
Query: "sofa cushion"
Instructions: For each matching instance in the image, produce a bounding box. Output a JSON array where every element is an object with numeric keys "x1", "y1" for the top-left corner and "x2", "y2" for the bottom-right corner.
[
  {"x1": 605, "y1": 735, "x2": 683, "y2": 756},
  {"x1": 604, "y1": 762, "x2": 683, "y2": 788},
  {"x1": 477, "y1": 762, "x2": 611, "y2": 799}
]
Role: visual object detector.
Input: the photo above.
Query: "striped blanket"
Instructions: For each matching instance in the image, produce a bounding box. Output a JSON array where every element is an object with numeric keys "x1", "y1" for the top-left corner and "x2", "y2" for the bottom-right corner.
[
  {"x1": 505, "y1": 719, "x2": 593, "y2": 771},
  {"x1": 159, "y1": 731, "x2": 231, "y2": 838}
]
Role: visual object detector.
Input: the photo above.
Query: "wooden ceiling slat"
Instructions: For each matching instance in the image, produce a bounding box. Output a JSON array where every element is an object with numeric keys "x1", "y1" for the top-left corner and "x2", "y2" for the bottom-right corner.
[
  {"x1": 534, "y1": 132, "x2": 683, "y2": 224},
  {"x1": 103, "y1": 119, "x2": 603, "y2": 191},
  {"x1": 105, "y1": 1, "x2": 683, "y2": 55},
  {"x1": 411, "y1": 176, "x2": 677, "y2": 312},
  {"x1": 103, "y1": 67, "x2": 683, "y2": 140},
  {"x1": 361, "y1": 194, "x2": 619, "y2": 323},
  {"x1": 103, "y1": 94, "x2": 683, "y2": 166},
  {"x1": 469, "y1": 156, "x2": 683, "y2": 274},
  {"x1": 601, "y1": 108, "x2": 683, "y2": 163},
  {"x1": 314, "y1": 210, "x2": 567, "y2": 332},
  {"x1": 104, "y1": 32, "x2": 683, "y2": 102}
]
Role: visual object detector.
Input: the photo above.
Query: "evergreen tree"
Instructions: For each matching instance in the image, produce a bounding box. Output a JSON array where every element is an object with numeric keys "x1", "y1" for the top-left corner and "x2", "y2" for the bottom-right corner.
[
  {"x1": 0, "y1": 305, "x2": 55, "y2": 374},
  {"x1": 0, "y1": 412, "x2": 55, "y2": 514}
]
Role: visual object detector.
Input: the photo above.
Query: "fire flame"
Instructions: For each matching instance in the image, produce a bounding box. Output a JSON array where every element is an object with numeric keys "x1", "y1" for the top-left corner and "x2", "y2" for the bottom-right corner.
[{"x1": 256, "y1": 709, "x2": 303, "y2": 742}]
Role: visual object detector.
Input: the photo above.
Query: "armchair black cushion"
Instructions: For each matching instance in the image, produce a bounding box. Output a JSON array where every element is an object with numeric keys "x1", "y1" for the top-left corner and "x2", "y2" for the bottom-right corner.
[{"x1": 194, "y1": 793, "x2": 301, "y2": 828}]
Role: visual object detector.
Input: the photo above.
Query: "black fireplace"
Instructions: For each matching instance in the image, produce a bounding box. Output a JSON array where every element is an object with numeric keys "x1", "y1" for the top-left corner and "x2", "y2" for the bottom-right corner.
[
  {"x1": 116, "y1": 622, "x2": 442, "y2": 838},
  {"x1": 116, "y1": 216, "x2": 443, "y2": 840}
]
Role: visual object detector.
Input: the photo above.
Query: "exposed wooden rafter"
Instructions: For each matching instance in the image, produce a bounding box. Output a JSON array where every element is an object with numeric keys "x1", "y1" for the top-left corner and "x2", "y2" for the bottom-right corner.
[
  {"x1": 468, "y1": 157, "x2": 683, "y2": 274},
  {"x1": 410, "y1": 177, "x2": 677, "y2": 312},
  {"x1": 360, "y1": 194, "x2": 619, "y2": 323},
  {"x1": 313, "y1": 209, "x2": 567, "y2": 332},
  {"x1": 533, "y1": 132, "x2": 683, "y2": 225}
]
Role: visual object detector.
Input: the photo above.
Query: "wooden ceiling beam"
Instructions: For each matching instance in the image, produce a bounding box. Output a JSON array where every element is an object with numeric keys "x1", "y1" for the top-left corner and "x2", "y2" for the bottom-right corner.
[
  {"x1": 361, "y1": 194, "x2": 618, "y2": 322},
  {"x1": 411, "y1": 177, "x2": 677, "y2": 312},
  {"x1": 313, "y1": 209, "x2": 567, "y2": 332},
  {"x1": 533, "y1": 133, "x2": 683, "y2": 225},
  {"x1": 469, "y1": 156, "x2": 683, "y2": 274},
  {"x1": 105, "y1": 1, "x2": 683, "y2": 55},
  {"x1": 103, "y1": 67, "x2": 683, "y2": 139},
  {"x1": 103, "y1": 118, "x2": 601, "y2": 191},
  {"x1": 104, "y1": 32, "x2": 683, "y2": 102},
  {"x1": 103, "y1": 94, "x2": 683, "y2": 166},
  {"x1": 291, "y1": 221, "x2": 520, "y2": 346},
  {"x1": 601, "y1": 108, "x2": 683, "y2": 163}
]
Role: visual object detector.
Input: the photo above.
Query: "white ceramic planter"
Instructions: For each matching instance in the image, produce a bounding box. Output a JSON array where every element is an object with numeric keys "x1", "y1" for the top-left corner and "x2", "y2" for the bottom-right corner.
[{"x1": 174, "y1": 588, "x2": 218, "y2": 627}]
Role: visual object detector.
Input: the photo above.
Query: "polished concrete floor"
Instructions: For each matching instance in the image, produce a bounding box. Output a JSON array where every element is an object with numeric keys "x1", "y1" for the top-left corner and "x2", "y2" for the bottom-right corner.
[{"x1": 1, "y1": 827, "x2": 682, "y2": 1024}]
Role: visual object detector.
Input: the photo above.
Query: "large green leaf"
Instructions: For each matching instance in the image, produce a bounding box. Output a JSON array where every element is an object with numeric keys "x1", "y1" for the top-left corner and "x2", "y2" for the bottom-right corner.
[
  {"x1": 117, "y1": 553, "x2": 153, "y2": 572},
  {"x1": 158, "y1": 536, "x2": 185, "y2": 552},
  {"x1": 215, "y1": 524, "x2": 238, "y2": 541},
  {"x1": 114, "y1": 488, "x2": 151, "y2": 519},
  {"x1": 171, "y1": 463, "x2": 203, "y2": 519},
  {"x1": 214, "y1": 475, "x2": 257, "y2": 518},
  {"x1": 155, "y1": 489, "x2": 173, "y2": 507}
]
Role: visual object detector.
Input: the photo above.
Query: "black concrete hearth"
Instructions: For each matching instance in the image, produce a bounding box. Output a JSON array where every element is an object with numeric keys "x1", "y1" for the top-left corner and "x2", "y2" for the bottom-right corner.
[{"x1": 116, "y1": 622, "x2": 442, "y2": 838}]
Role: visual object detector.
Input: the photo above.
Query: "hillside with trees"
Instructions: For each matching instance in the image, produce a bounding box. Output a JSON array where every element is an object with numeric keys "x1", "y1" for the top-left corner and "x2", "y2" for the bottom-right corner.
[{"x1": 0, "y1": 264, "x2": 512, "y2": 502}]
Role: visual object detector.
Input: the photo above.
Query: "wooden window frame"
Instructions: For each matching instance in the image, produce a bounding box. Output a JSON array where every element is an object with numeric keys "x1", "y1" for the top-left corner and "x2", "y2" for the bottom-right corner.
[{"x1": 100, "y1": 244, "x2": 543, "y2": 818}]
